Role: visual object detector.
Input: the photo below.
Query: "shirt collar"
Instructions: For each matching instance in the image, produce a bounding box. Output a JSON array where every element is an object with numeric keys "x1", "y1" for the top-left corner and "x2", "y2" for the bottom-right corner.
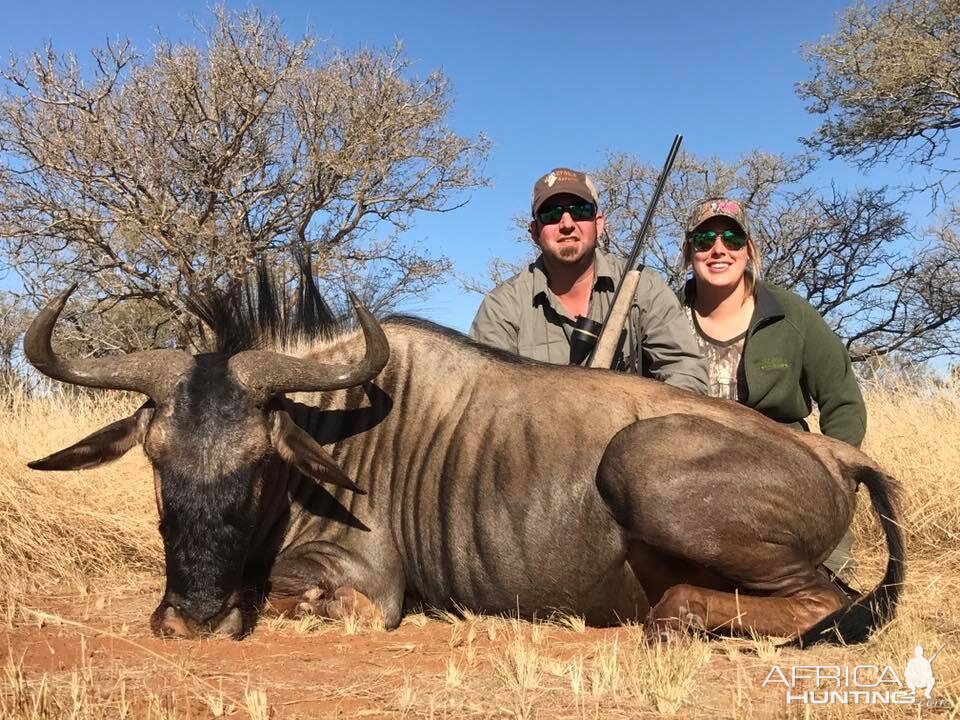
[{"x1": 532, "y1": 249, "x2": 618, "y2": 298}]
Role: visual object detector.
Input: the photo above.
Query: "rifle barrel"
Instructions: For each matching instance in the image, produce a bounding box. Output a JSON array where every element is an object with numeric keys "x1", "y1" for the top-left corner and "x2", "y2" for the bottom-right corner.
[
  {"x1": 586, "y1": 134, "x2": 683, "y2": 367},
  {"x1": 620, "y1": 133, "x2": 683, "y2": 276}
]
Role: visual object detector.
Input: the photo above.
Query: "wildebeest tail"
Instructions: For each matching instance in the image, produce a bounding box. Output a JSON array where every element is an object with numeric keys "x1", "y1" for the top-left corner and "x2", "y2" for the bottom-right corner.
[{"x1": 792, "y1": 465, "x2": 905, "y2": 647}]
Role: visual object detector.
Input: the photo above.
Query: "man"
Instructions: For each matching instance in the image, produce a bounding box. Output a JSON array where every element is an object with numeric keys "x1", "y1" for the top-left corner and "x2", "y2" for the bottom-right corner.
[{"x1": 470, "y1": 167, "x2": 708, "y2": 394}]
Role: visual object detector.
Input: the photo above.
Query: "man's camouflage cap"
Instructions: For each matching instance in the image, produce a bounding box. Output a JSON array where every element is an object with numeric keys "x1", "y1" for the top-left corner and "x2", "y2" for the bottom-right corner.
[
  {"x1": 531, "y1": 168, "x2": 600, "y2": 215},
  {"x1": 685, "y1": 198, "x2": 750, "y2": 236}
]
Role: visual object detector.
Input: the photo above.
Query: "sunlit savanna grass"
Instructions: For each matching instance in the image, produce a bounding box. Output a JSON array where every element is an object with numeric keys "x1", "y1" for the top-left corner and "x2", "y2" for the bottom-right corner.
[{"x1": 1, "y1": 378, "x2": 958, "y2": 718}]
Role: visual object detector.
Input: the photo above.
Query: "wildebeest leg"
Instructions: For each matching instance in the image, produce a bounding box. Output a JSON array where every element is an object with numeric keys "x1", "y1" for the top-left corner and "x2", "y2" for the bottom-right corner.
[
  {"x1": 263, "y1": 540, "x2": 405, "y2": 628},
  {"x1": 648, "y1": 579, "x2": 846, "y2": 637},
  {"x1": 269, "y1": 585, "x2": 382, "y2": 623},
  {"x1": 597, "y1": 414, "x2": 856, "y2": 640}
]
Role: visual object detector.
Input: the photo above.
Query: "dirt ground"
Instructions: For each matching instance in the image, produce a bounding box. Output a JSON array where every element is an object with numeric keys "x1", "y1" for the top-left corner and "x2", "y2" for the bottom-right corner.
[{"x1": 5, "y1": 576, "x2": 955, "y2": 719}]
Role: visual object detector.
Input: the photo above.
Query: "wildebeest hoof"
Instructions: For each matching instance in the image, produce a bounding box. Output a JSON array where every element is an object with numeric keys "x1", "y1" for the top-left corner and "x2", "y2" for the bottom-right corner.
[
  {"x1": 293, "y1": 585, "x2": 381, "y2": 625},
  {"x1": 326, "y1": 586, "x2": 381, "y2": 623},
  {"x1": 649, "y1": 586, "x2": 709, "y2": 630},
  {"x1": 643, "y1": 612, "x2": 707, "y2": 643},
  {"x1": 294, "y1": 587, "x2": 325, "y2": 615},
  {"x1": 681, "y1": 611, "x2": 708, "y2": 635}
]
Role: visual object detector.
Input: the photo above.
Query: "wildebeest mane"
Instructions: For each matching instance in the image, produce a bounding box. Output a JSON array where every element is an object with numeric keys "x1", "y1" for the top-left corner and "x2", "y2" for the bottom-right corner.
[
  {"x1": 186, "y1": 256, "x2": 341, "y2": 356},
  {"x1": 186, "y1": 261, "x2": 542, "y2": 365}
]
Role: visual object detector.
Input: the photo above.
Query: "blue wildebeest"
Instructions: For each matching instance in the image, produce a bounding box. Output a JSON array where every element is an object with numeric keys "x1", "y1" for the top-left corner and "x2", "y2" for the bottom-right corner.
[{"x1": 24, "y1": 270, "x2": 904, "y2": 645}]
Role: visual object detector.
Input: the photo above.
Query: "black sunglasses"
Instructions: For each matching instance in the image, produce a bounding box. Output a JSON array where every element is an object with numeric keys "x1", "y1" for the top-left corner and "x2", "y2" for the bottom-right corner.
[
  {"x1": 536, "y1": 202, "x2": 597, "y2": 225},
  {"x1": 688, "y1": 229, "x2": 748, "y2": 252}
]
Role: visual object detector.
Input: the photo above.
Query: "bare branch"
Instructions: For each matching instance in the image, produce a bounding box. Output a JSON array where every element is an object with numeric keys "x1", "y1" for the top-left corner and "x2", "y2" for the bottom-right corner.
[
  {"x1": 0, "y1": 8, "x2": 488, "y2": 348},
  {"x1": 797, "y1": 0, "x2": 960, "y2": 194}
]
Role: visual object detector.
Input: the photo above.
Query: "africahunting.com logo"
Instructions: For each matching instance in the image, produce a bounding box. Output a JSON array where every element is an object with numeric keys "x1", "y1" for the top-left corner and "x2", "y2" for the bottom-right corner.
[{"x1": 762, "y1": 643, "x2": 950, "y2": 707}]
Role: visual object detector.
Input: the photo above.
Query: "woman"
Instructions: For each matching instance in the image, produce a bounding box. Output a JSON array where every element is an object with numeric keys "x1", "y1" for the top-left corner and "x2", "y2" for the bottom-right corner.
[{"x1": 681, "y1": 197, "x2": 866, "y2": 578}]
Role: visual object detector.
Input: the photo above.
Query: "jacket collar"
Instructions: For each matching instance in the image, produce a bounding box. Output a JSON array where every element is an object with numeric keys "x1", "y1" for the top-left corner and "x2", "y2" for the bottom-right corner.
[{"x1": 754, "y1": 281, "x2": 784, "y2": 320}]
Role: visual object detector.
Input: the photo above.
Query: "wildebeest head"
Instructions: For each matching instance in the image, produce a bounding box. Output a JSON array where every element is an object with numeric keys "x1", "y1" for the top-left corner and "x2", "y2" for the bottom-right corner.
[{"x1": 23, "y1": 285, "x2": 389, "y2": 639}]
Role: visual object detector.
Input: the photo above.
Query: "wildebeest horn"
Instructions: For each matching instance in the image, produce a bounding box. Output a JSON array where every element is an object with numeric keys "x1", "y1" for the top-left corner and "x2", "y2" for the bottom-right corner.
[
  {"x1": 24, "y1": 285, "x2": 193, "y2": 399},
  {"x1": 228, "y1": 292, "x2": 389, "y2": 394}
]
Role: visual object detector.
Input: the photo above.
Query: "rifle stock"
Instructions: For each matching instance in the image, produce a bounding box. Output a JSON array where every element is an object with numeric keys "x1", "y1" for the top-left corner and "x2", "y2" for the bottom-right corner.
[
  {"x1": 589, "y1": 270, "x2": 641, "y2": 369},
  {"x1": 586, "y1": 134, "x2": 683, "y2": 370}
]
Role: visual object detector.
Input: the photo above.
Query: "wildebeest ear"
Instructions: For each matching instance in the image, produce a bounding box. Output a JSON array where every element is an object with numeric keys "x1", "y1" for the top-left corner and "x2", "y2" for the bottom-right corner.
[
  {"x1": 27, "y1": 405, "x2": 154, "y2": 471},
  {"x1": 269, "y1": 410, "x2": 365, "y2": 494}
]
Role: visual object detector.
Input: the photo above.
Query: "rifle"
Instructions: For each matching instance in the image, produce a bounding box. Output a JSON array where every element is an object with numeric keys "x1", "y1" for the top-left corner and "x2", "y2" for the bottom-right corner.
[{"x1": 571, "y1": 135, "x2": 683, "y2": 370}]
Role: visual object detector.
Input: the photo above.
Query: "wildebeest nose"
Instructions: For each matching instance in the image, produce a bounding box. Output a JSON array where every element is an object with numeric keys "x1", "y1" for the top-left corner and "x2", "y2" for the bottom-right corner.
[
  {"x1": 151, "y1": 604, "x2": 193, "y2": 639},
  {"x1": 150, "y1": 595, "x2": 245, "y2": 640}
]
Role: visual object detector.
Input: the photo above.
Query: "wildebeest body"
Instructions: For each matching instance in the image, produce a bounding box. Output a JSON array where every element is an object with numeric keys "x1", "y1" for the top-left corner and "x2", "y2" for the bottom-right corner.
[
  {"x1": 251, "y1": 327, "x2": 653, "y2": 627},
  {"x1": 245, "y1": 320, "x2": 864, "y2": 632},
  {"x1": 25, "y1": 279, "x2": 903, "y2": 644}
]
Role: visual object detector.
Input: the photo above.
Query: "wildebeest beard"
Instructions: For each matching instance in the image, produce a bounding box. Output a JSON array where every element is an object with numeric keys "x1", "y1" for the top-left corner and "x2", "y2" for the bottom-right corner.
[
  {"x1": 157, "y1": 463, "x2": 259, "y2": 624},
  {"x1": 155, "y1": 361, "x2": 265, "y2": 626}
]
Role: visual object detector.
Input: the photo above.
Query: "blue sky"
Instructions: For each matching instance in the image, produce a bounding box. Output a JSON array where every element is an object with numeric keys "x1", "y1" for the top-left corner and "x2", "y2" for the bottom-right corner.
[{"x1": 0, "y1": 0, "x2": 916, "y2": 331}]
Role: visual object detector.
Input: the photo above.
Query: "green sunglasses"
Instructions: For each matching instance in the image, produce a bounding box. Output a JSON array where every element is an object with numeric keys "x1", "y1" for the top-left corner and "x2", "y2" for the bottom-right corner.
[
  {"x1": 536, "y1": 202, "x2": 597, "y2": 225},
  {"x1": 688, "y1": 229, "x2": 748, "y2": 252}
]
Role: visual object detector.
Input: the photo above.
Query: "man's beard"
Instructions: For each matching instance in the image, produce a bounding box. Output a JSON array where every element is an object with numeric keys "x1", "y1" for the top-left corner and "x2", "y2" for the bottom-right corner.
[{"x1": 558, "y1": 244, "x2": 580, "y2": 260}]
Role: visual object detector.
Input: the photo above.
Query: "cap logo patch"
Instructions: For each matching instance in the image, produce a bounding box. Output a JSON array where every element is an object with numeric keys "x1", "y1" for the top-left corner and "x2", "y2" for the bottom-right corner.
[
  {"x1": 715, "y1": 200, "x2": 741, "y2": 215},
  {"x1": 545, "y1": 172, "x2": 557, "y2": 187}
]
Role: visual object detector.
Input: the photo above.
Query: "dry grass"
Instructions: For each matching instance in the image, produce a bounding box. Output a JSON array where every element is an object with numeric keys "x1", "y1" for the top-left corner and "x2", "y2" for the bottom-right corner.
[
  {"x1": 0, "y1": 388, "x2": 157, "y2": 602},
  {"x1": 1, "y1": 379, "x2": 958, "y2": 718}
]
